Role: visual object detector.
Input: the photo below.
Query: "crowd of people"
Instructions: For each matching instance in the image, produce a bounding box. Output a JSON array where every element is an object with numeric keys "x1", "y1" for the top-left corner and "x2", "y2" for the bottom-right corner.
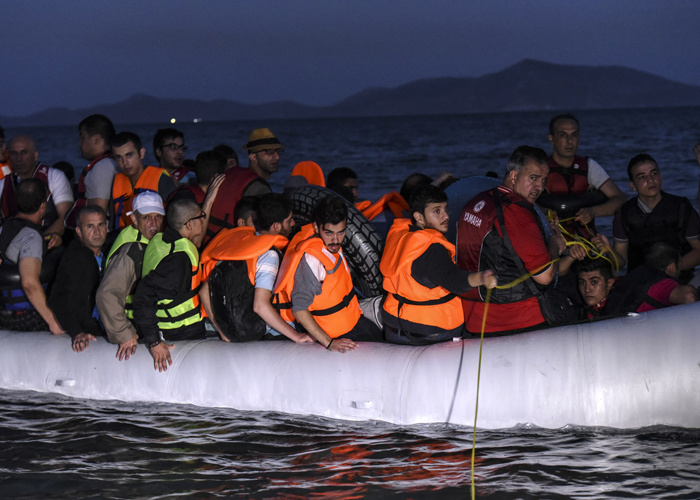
[{"x1": 1, "y1": 113, "x2": 699, "y2": 372}]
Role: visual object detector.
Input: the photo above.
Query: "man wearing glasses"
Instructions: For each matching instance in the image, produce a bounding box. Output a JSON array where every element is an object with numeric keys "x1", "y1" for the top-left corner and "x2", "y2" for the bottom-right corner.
[
  {"x1": 205, "y1": 128, "x2": 282, "y2": 244},
  {"x1": 153, "y1": 128, "x2": 195, "y2": 186},
  {"x1": 133, "y1": 198, "x2": 210, "y2": 372}
]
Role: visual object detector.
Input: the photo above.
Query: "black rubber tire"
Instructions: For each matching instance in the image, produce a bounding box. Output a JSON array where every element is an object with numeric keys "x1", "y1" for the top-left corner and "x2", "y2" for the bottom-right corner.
[{"x1": 286, "y1": 185, "x2": 384, "y2": 298}]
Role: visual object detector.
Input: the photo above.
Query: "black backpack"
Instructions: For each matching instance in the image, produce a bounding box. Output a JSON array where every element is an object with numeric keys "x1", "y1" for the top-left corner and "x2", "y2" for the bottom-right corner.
[{"x1": 207, "y1": 260, "x2": 266, "y2": 342}]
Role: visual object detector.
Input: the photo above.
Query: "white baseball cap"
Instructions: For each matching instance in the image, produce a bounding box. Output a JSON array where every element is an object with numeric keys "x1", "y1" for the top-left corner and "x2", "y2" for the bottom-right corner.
[{"x1": 127, "y1": 191, "x2": 165, "y2": 216}]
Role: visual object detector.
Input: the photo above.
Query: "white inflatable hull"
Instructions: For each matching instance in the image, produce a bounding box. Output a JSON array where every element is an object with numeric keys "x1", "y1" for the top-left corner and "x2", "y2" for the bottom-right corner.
[{"x1": 1, "y1": 303, "x2": 698, "y2": 429}]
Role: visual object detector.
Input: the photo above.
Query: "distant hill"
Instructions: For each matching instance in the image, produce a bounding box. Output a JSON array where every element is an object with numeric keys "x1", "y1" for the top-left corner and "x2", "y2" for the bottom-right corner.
[{"x1": 3, "y1": 59, "x2": 700, "y2": 127}]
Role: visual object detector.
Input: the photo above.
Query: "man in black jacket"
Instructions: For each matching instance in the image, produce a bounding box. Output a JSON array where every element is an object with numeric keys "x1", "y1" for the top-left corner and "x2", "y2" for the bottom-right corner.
[{"x1": 48, "y1": 205, "x2": 107, "y2": 352}]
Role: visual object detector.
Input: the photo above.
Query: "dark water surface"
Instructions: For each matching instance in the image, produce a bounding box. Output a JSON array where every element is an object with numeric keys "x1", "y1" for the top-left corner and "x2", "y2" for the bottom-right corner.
[
  {"x1": 3, "y1": 108, "x2": 700, "y2": 498},
  {"x1": 2, "y1": 390, "x2": 699, "y2": 499}
]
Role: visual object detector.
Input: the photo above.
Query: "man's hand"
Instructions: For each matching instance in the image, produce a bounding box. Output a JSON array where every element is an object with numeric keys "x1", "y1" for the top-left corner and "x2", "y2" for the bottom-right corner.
[
  {"x1": 471, "y1": 270, "x2": 497, "y2": 289},
  {"x1": 149, "y1": 342, "x2": 174, "y2": 372},
  {"x1": 72, "y1": 333, "x2": 96, "y2": 353},
  {"x1": 290, "y1": 332, "x2": 315, "y2": 344},
  {"x1": 45, "y1": 232, "x2": 63, "y2": 250},
  {"x1": 574, "y1": 207, "x2": 596, "y2": 226},
  {"x1": 327, "y1": 338, "x2": 357, "y2": 353},
  {"x1": 116, "y1": 336, "x2": 138, "y2": 361}
]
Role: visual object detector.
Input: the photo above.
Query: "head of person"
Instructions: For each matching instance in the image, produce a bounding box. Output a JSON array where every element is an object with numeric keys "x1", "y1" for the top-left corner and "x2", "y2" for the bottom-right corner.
[
  {"x1": 166, "y1": 198, "x2": 207, "y2": 248},
  {"x1": 409, "y1": 184, "x2": 449, "y2": 233},
  {"x1": 399, "y1": 173, "x2": 432, "y2": 204},
  {"x1": 645, "y1": 242, "x2": 681, "y2": 278},
  {"x1": 573, "y1": 258, "x2": 615, "y2": 307},
  {"x1": 78, "y1": 114, "x2": 115, "y2": 161},
  {"x1": 15, "y1": 178, "x2": 47, "y2": 216},
  {"x1": 257, "y1": 193, "x2": 295, "y2": 237},
  {"x1": 548, "y1": 113, "x2": 580, "y2": 162},
  {"x1": 312, "y1": 195, "x2": 347, "y2": 254},
  {"x1": 244, "y1": 128, "x2": 284, "y2": 180},
  {"x1": 212, "y1": 143, "x2": 239, "y2": 169},
  {"x1": 327, "y1": 167, "x2": 359, "y2": 202},
  {"x1": 75, "y1": 205, "x2": 108, "y2": 255},
  {"x1": 128, "y1": 191, "x2": 165, "y2": 239},
  {"x1": 234, "y1": 196, "x2": 258, "y2": 228},
  {"x1": 153, "y1": 128, "x2": 186, "y2": 171},
  {"x1": 111, "y1": 132, "x2": 145, "y2": 181},
  {"x1": 51, "y1": 161, "x2": 76, "y2": 186},
  {"x1": 7, "y1": 135, "x2": 39, "y2": 178},
  {"x1": 504, "y1": 145, "x2": 549, "y2": 204},
  {"x1": 194, "y1": 150, "x2": 226, "y2": 187},
  {"x1": 627, "y1": 153, "x2": 662, "y2": 196}
]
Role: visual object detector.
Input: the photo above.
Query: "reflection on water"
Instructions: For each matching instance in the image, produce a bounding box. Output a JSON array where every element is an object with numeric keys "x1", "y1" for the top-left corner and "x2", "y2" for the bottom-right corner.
[{"x1": 1, "y1": 390, "x2": 699, "y2": 499}]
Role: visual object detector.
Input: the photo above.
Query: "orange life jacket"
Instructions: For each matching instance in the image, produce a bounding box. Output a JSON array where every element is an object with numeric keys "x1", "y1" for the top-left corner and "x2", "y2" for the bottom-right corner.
[
  {"x1": 358, "y1": 191, "x2": 408, "y2": 221},
  {"x1": 111, "y1": 166, "x2": 167, "y2": 230},
  {"x1": 381, "y1": 219, "x2": 464, "y2": 332},
  {"x1": 200, "y1": 226, "x2": 288, "y2": 283},
  {"x1": 290, "y1": 161, "x2": 325, "y2": 187},
  {"x1": 273, "y1": 224, "x2": 361, "y2": 337}
]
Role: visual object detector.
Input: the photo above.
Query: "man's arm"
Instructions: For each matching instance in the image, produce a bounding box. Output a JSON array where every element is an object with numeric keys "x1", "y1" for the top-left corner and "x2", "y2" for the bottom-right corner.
[
  {"x1": 575, "y1": 178, "x2": 626, "y2": 224},
  {"x1": 670, "y1": 284, "x2": 699, "y2": 305},
  {"x1": 19, "y1": 257, "x2": 64, "y2": 335},
  {"x1": 679, "y1": 238, "x2": 700, "y2": 272},
  {"x1": 43, "y1": 200, "x2": 71, "y2": 249},
  {"x1": 254, "y1": 287, "x2": 313, "y2": 343},
  {"x1": 87, "y1": 198, "x2": 110, "y2": 213},
  {"x1": 96, "y1": 246, "x2": 140, "y2": 359},
  {"x1": 293, "y1": 309, "x2": 356, "y2": 353}
]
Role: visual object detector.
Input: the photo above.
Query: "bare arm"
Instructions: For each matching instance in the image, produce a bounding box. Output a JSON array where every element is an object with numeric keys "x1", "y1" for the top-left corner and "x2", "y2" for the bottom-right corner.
[
  {"x1": 575, "y1": 178, "x2": 626, "y2": 224},
  {"x1": 253, "y1": 288, "x2": 314, "y2": 343},
  {"x1": 293, "y1": 309, "x2": 356, "y2": 353},
  {"x1": 669, "y1": 285, "x2": 699, "y2": 305},
  {"x1": 44, "y1": 200, "x2": 72, "y2": 249},
  {"x1": 679, "y1": 238, "x2": 700, "y2": 272},
  {"x1": 19, "y1": 257, "x2": 64, "y2": 335},
  {"x1": 87, "y1": 198, "x2": 110, "y2": 213}
]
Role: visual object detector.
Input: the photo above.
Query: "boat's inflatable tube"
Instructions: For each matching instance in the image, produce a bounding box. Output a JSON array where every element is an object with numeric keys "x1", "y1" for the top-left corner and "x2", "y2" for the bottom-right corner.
[
  {"x1": 537, "y1": 190, "x2": 608, "y2": 217},
  {"x1": 286, "y1": 185, "x2": 384, "y2": 297},
  {"x1": 445, "y1": 176, "x2": 500, "y2": 243},
  {"x1": 1, "y1": 302, "x2": 699, "y2": 429}
]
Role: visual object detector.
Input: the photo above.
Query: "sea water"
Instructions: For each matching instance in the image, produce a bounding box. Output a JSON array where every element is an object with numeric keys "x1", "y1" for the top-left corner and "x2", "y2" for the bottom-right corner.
[{"x1": 2, "y1": 107, "x2": 700, "y2": 499}]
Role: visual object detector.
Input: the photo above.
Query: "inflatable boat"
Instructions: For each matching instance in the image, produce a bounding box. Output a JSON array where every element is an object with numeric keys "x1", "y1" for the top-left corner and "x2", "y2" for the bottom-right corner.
[{"x1": 1, "y1": 302, "x2": 698, "y2": 430}]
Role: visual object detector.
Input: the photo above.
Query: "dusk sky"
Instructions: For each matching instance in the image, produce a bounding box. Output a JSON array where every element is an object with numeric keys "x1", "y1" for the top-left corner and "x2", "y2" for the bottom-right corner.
[{"x1": 4, "y1": 0, "x2": 700, "y2": 118}]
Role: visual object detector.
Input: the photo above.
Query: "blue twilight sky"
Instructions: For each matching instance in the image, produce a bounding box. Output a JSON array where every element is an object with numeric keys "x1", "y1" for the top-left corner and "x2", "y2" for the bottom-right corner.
[{"x1": 3, "y1": 0, "x2": 700, "y2": 117}]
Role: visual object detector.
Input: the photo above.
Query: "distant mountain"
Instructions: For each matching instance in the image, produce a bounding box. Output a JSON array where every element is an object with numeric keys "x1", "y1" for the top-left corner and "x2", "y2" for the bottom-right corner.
[{"x1": 3, "y1": 59, "x2": 700, "y2": 127}]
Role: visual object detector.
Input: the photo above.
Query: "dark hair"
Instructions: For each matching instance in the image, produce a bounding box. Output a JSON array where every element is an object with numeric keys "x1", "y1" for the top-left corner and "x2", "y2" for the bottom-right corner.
[
  {"x1": 153, "y1": 128, "x2": 184, "y2": 161},
  {"x1": 506, "y1": 145, "x2": 548, "y2": 177},
  {"x1": 234, "y1": 196, "x2": 259, "y2": 227},
  {"x1": 212, "y1": 144, "x2": 239, "y2": 165},
  {"x1": 111, "y1": 131, "x2": 142, "y2": 151},
  {"x1": 167, "y1": 198, "x2": 200, "y2": 230},
  {"x1": 78, "y1": 114, "x2": 116, "y2": 143},
  {"x1": 409, "y1": 184, "x2": 447, "y2": 223},
  {"x1": 644, "y1": 242, "x2": 679, "y2": 272},
  {"x1": 0, "y1": 124, "x2": 5, "y2": 140},
  {"x1": 76, "y1": 204, "x2": 107, "y2": 227},
  {"x1": 312, "y1": 195, "x2": 347, "y2": 227},
  {"x1": 327, "y1": 167, "x2": 357, "y2": 192},
  {"x1": 257, "y1": 193, "x2": 292, "y2": 232},
  {"x1": 399, "y1": 173, "x2": 432, "y2": 203},
  {"x1": 194, "y1": 150, "x2": 226, "y2": 186},
  {"x1": 627, "y1": 153, "x2": 657, "y2": 181},
  {"x1": 51, "y1": 161, "x2": 75, "y2": 184},
  {"x1": 572, "y1": 258, "x2": 614, "y2": 281},
  {"x1": 15, "y1": 178, "x2": 47, "y2": 214},
  {"x1": 548, "y1": 113, "x2": 579, "y2": 136}
]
